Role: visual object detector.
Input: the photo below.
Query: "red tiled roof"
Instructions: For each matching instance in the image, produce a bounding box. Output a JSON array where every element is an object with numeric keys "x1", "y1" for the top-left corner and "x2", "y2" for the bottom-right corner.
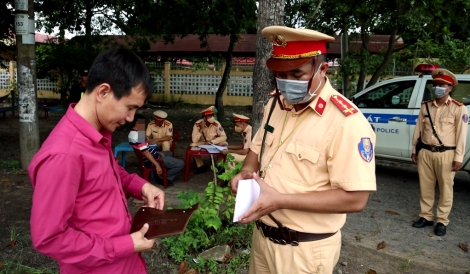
[{"x1": 75, "y1": 34, "x2": 404, "y2": 56}]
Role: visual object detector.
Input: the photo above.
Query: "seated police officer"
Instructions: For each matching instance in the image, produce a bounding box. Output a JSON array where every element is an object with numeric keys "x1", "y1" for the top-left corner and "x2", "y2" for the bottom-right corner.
[
  {"x1": 146, "y1": 110, "x2": 173, "y2": 152},
  {"x1": 190, "y1": 106, "x2": 228, "y2": 174},
  {"x1": 129, "y1": 114, "x2": 184, "y2": 186}
]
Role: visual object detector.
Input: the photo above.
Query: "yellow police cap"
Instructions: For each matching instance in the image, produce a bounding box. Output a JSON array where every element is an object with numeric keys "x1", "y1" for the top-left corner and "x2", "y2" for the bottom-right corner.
[
  {"x1": 201, "y1": 106, "x2": 215, "y2": 116},
  {"x1": 153, "y1": 110, "x2": 167, "y2": 119},
  {"x1": 233, "y1": 113, "x2": 249, "y2": 122},
  {"x1": 262, "y1": 26, "x2": 334, "y2": 71},
  {"x1": 432, "y1": 68, "x2": 458, "y2": 86}
]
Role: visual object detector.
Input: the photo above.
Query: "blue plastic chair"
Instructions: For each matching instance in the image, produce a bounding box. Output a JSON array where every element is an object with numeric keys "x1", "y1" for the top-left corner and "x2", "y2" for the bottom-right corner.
[{"x1": 113, "y1": 142, "x2": 134, "y2": 168}]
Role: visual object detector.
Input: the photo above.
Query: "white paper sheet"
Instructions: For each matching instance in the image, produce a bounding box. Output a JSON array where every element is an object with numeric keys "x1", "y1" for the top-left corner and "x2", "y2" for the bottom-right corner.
[
  {"x1": 197, "y1": 145, "x2": 220, "y2": 153},
  {"x1": 198, "y1": 144, "x2": 228, "y2": 153},
  {"x1": 233, "y1": 179, "x2": 260, "y2": 222}
]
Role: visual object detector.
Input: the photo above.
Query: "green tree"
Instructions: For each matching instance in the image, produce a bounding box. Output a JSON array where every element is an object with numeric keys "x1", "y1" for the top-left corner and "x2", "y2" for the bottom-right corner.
[
  {"x1": 0, "y1": 1, "x2": 15, "y2": 68},
  {"x1": 36, "y1": 38, "x2": 104, "y2": 102},
  {"x1": 292, "y1": 0, "x2": 470, "y2": 93}
]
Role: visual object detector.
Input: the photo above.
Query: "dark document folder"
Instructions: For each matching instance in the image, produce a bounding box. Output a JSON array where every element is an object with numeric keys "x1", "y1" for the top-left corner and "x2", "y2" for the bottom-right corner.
[{"x1": 130, "y1": 204, "x2": 199, "y2": 239}]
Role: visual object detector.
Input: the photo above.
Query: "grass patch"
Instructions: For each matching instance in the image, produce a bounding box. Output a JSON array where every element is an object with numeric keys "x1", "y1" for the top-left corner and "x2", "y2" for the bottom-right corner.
[{"x1": 0, "y1": 160, "x2": 21, "y2": 171}]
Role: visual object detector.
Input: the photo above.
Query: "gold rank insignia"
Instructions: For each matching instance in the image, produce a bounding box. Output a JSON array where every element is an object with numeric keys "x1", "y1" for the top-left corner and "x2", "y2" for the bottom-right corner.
[{"x1": 330, "y1": 95, "x2": 358, "y2": 116}]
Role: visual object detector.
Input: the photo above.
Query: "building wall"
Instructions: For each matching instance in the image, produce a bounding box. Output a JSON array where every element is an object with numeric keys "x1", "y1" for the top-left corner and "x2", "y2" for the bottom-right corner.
[{"x1": 0, "y1": 61, "x2": 254, "y2": 106}]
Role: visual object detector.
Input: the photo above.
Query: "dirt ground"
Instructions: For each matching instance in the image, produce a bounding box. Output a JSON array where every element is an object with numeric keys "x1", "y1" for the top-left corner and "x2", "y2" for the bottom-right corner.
[{"x1": 0, "y1": 103, "x2": 469, "y2": 274}]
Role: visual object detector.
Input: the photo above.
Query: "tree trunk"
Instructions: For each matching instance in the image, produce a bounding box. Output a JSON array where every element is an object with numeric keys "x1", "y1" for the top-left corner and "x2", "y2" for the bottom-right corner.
[
  {"x1": 85, "y1": 0, "x2": 92, "y2": 36},
  {"x1": 251, "y1": 0, "x2": 285, "y2": 133},
  {"x1": 356, "y1": 29, "x2": 370, "y2": 93},
  {"x1": 215, "y1": 34, "x2": 236, "y2": 121},
  {"x1": 17, "y1": 0, "x2": 40, "y2": 169},
  {"x1": 366, "y1": 26, "x2": 397, "y2": 88}
]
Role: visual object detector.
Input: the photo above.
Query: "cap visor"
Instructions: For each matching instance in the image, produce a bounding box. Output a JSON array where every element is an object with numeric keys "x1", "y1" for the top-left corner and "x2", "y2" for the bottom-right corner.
[
  {"x1": 432, "y1": 79, "x2": 453, "y2": 85},
  {"x1": 266, "y1": 57, "x2": 314, "y2": 72}
]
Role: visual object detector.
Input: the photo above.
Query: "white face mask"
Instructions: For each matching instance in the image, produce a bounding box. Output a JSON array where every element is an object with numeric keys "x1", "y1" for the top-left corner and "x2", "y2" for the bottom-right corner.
[
  {"x1": 432, "y1": 86, "x2": 447, "y2": 98},
  {"x1": 275, "y1": 64, "x2": 322, "y2": 104},
  {"x1": 206, "y1": 117, "x2": 215, "y2": 123},
  {"x1": 234, "y1": 125, "x2": 243, "y2": 132}
]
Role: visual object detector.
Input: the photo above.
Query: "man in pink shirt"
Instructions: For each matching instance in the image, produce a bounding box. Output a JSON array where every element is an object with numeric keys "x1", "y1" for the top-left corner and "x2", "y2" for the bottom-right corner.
[{"x1": 28, "y1": 48, "x2": 165, "y2": 273}]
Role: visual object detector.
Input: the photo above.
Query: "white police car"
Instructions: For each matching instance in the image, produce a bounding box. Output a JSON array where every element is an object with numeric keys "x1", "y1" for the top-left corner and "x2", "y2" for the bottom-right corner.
[{"x1": 351, "y1": 64, "x2": 470, "y2": 172}]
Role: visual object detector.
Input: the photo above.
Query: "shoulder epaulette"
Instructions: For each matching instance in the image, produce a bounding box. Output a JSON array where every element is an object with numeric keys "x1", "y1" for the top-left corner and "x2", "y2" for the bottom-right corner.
[
  {"x1": 421, "y1": 100, "x2": 433, "y2": 104},
  {"x1": 164, "y1": 121, "x2": 172, "y2": 126},
  {"x1": 149, "y1": 121, "x2": 155, "y2": 125},
  {"x1": 268, "y1": 90, "x2": 277, "y2": 97},
  {"x1": 330, "y1": 95, "x2": 358, "y2": 116},
  {"x1": 452, "y1": 99, "x2": 464, "y2": 106}
]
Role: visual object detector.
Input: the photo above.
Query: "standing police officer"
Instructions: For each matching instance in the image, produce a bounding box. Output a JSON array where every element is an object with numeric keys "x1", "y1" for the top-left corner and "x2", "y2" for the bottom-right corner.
[
  {"x1": 231, "y1": 26, "x2": 376, "y2": 274},
  {"x1": 411, "y1": 68, "x2": 468, "y2": 236}
]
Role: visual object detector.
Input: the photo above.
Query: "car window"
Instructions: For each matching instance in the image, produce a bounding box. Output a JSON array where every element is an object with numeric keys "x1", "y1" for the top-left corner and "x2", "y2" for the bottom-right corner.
[
  {"x1": 355, "y1": 80, "x2": 416, "y2": 109},
  {"x1": 424, "y1": 80, "x2": 470, "y2": 105}
]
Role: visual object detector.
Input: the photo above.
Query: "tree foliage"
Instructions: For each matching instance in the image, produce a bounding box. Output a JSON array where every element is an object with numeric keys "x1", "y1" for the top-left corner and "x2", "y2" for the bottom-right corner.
[
  {"x1": 286, "y1": 0, "x2": 470, "y2": 94},
  {"x1": 35, "y1": 0, "x2": 257, "y2": 120},
  {"x1": 0, "y1": 1, "x2": 15, "y2": 68}
]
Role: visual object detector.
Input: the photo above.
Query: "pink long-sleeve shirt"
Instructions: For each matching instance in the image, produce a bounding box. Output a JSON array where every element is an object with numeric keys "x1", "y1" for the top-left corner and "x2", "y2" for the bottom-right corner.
[{"x1": 28, "y1": 104, "x2": 148, "y2": 273}]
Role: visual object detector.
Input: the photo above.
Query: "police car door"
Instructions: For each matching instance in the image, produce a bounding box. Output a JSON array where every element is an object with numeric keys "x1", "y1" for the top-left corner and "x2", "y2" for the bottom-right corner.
[{"x1": 354, "y1": 78, "x2": 419, "y2": 159}]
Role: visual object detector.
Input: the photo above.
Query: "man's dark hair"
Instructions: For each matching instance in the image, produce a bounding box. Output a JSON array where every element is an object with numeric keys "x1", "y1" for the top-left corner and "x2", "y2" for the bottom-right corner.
[
  {"x1": 132, "y1": 113, "x2": 146, "y2": 128},
  {"x1": 86, "y1": 48, "x2": 153, "y2": 100}
]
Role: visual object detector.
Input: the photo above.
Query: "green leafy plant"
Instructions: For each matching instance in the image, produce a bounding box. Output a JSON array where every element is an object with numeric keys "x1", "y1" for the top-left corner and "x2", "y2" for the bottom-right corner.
[
  {"x1": 0, "y1": 160, "x2": 21, "y2": 171},
  {"x1": 161, "y1": 153, "x2": 253, "y2": 271}
]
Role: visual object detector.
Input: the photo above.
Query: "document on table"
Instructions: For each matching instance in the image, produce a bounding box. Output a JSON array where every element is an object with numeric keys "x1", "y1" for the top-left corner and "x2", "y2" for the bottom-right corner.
[
  {"x1": 198, "y1": 144, "x2": 228, "y2": 153},
  {"x1": 233, "y1": 179, "x2": 260, "y2": 222}
]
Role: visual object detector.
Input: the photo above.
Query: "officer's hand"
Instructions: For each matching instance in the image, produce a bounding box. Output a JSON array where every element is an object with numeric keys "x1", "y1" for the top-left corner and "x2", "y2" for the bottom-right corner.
[
  {"x1": 230, "y1": 169, "x2": 255, "y2": 195},
  {"x1": 131, "y1": 223, "x2": 156, "y2": 252},
  {"x1": 236, "y1": 172, "x2": 280, "y2": 224},
  {"x1": 222, "y1": 149, "x2": 230, "y2": 155},
  {"x1": 411, "y1": 153, "x2": 418, "y2": 164},
  {"x1": 452, "y1": 161, "x2": 462, "y2": 171},
  {"x1": 141, "y1": 183, "x2": 165, "y2": 209}
]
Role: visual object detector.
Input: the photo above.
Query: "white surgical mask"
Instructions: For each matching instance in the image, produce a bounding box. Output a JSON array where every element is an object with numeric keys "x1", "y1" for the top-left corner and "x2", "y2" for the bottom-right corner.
[
  {"x1": 432, "y1": 86, "x2": 447, "y2": 98},
  {"x1": 276, "y1": 65, "x2": 322, "y2": 104},
  {"x1": 234, "y1": 126, "x2": 243, "y2": 132},
  {"x1": 206, "y1": 117, "x2": 215, "y2": 123}
]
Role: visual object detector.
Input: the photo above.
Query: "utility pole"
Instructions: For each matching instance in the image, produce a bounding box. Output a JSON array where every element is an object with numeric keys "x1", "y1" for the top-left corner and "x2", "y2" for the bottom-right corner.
[{"x1": 15, "y1": 0, "x2": 39, "y2": 169}]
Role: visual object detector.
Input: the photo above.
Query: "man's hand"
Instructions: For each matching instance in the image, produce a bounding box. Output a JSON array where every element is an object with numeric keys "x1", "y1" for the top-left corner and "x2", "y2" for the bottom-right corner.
[
  {"x1": 222, "y1": 149, "x2": 230, "y2": 155},
  {"x1": 155, "y1": 163, "x2": 163, "y2": 175},
  {"x1": 230, "y1": 169, "x2": 256, "y2": 195},
  {"x1": 131, "y1": 223, "x2": 156, "y2": 252},
  {"x1": 411, "y1": 153, "x2": 418, "y2": 164},
  {"x1": 141, "y1": 183, "x2": 165, "y2": 209},
  {"x1": 452, "y1": 161, "x2": 462, "y2": 171},
  {"x1": 236, "y1": 172, "x2": 280, "y2": 224}
]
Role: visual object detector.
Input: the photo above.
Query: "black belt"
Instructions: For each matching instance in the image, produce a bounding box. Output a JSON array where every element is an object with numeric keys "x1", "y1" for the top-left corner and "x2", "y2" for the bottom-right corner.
[
  {"x1": 422, "y1": 143, "x2": 456, "y2": 152},
  {"x1": 256, "y1": 221, "x2": 336, "y2": 246}
]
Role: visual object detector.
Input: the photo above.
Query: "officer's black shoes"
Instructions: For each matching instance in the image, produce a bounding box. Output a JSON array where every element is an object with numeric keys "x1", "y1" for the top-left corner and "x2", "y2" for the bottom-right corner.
[
  {"x1": 412, "y1": 217, "x2": 434, "y2": 228},
  {"x1": 434, "y1": 223, "x2": 447, "y2": 236},
  {"x1": 195, "y1": 166, "x2": 208, "y2": 174}
]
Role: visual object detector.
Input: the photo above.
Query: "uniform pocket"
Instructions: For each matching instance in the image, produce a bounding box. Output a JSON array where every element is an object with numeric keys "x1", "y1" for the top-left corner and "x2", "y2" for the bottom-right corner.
[
  {"x1": 284, "y1": 142, "x2": 321, "y2": 185},
  {"x1": 264, "y1": 131, "x2": 275, "y2": 147},
  {"x1": 439, "y1": 117, "x2": 455, "y2": 132}
]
